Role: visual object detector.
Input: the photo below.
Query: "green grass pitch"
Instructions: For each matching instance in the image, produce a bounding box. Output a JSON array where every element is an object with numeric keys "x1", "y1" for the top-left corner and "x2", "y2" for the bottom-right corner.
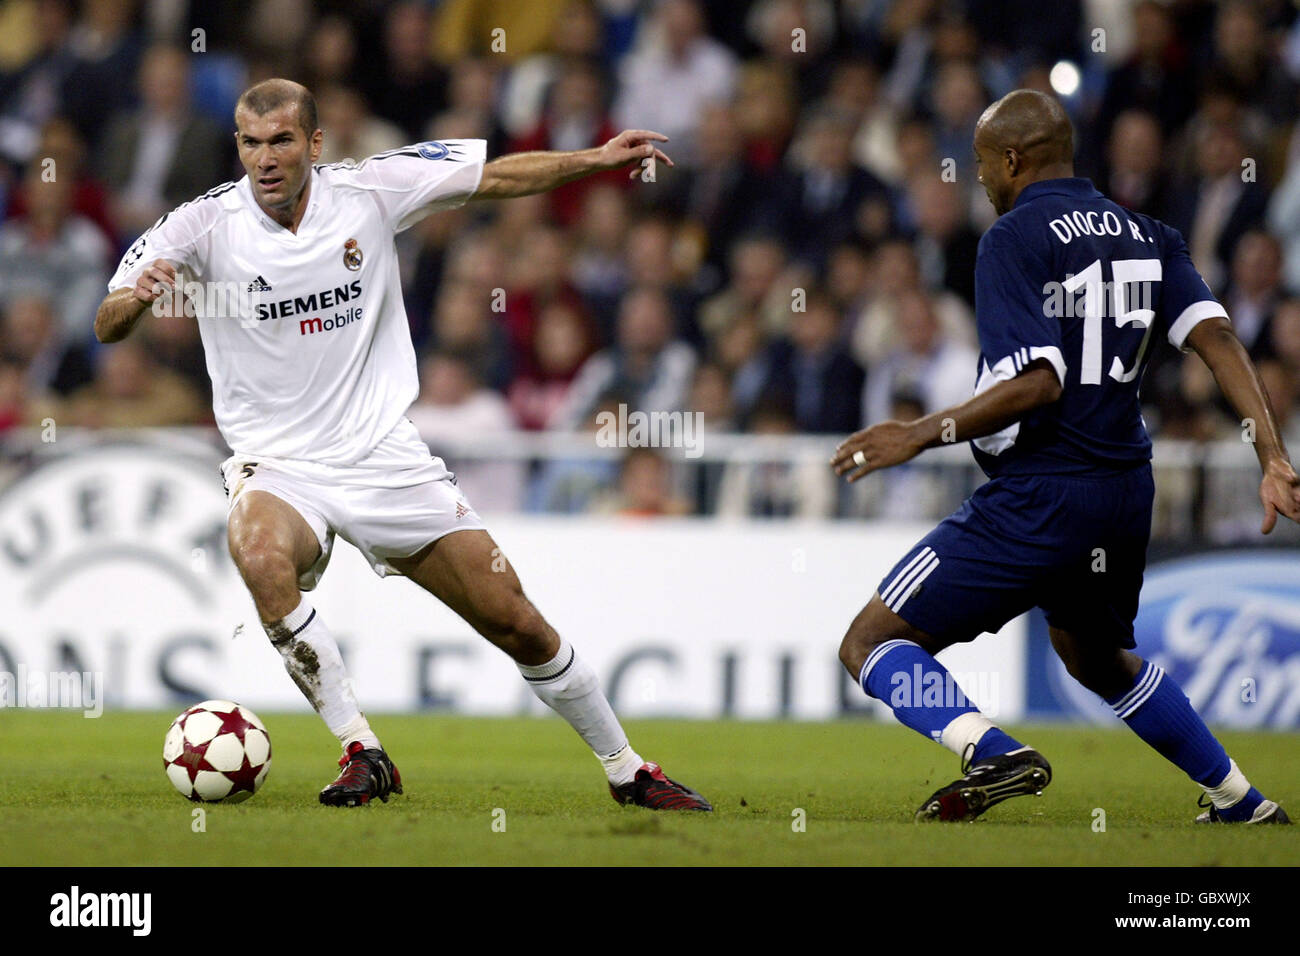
[{"x1": 1, "y1": 710, "x2": 1295, "y2": 866}]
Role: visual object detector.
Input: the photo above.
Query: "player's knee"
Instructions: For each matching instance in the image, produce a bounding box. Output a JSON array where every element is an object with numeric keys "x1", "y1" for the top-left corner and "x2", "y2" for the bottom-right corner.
[
  {"x1": 483, "y1": 597, "x2": 550, "y2": 656},
  {"x1": 838, "y1": 626, "x2": 877, "y2": 678},
  {"x1": 229, "y1": 533, "x2": 297, "y2": 593}
]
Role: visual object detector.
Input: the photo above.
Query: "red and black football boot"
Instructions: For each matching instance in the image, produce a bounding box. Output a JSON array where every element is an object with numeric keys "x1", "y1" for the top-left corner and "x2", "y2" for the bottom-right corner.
[
  {"x1": 610, "y1": 762, "x2": 712, "y2": 811},
  {"x1": 319, "y1": 741, "x2": 403, "y2": 807}
]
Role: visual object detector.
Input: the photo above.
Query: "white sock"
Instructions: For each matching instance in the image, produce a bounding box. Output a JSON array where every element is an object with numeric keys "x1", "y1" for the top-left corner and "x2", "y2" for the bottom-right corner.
[
  {"x1": 517, "y1": 638, "x2": 642, "y2": 785},
  {"x1": 1205, "y1": 759, "x2": 1251, "y2": 809},
  {"x1": 265, "y1": 598, "x2": 381, "y2": 752}
]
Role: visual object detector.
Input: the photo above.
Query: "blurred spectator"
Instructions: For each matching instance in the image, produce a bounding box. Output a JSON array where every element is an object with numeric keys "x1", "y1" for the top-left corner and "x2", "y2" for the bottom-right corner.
[
  {"x1": 862, "y1": 290, "x2": 977, "y2": 427},
  {"x1": 0, "y1": 0, "x2": 75, "y2": 164},
  {"x1": 596, "y1": 445, "x2": 691, "y2": 516},
  {"x1": 905, "y1": 174, "x2": 980, "y2": 306},
  {"x1": 0, "y1": 360, "x2": 28, "y2": 431},
  {"x1": 361, "y1": 0, "x2": 447, "y2": 142},
  {"x1": 620, "y1": 215, "x2": 700, "y2": 344},
  {"x1": 432, "y1": 0, "x2": 569, "y2": 64},
  {"x1": 500, "y1": 223, "x2": 584, "y2": 372},
  {"x1": 1207, "y1": 0, "x2": 1297, "y2": 125},
  {"x1": 424, "y1": 55, "x2": 505, "y2": 156},
  {"x1": 665, "y1": 103, "x2": 783, "y2": 273},
  {"x1": 1165, "y1": 118, "x2": 1269, "y2": 293},
  {"x1": 1099, "y1": 109, "x2": 1168, "y2": 220},
  {"x1": 614, "y1": 0, "x2": 737, "y2": 165},
  {"x1": 60, "y1": 338, "x2": 206, "y2": 426},
  {"x1": 526, "y1": 391, "x2": 623, "y2": 513},
  {"x1": 0, "y1": 292, "x2": 93, "y2": 396},
  {"x1": 745, "y1": 0, "x2": 837, "y2": 100},
  {"x1": 60, "y1": 0, "x2": 141, "y2": 151},
  {"x1": 507, "y1": 300, "x2": 596, "y2": 431},
  {"x1": 99, "y1": 44, "x2": 229, "y2": 240},
  {"x1": 316, "y1": 84, "x2": 404, "y2": 165},
  {"x1": 426, "y1": 278, "x2": 513, "y2": 393},
  {"x1": 0, "y1": 161, "x2": 110, "y2": 343},
  {"x1": 6, "y1": 117, "x2": 116, "y2": 246},
  {"x1": 759, "y1": 291, "x2": 864, "y2": 434},
  {"x1": 500, "y1": 0, "x2": 607, "y2": 139},
  {"x1": 142, "y1": 306, "x2": 210, "y2": 409},
  {"x1": 715, "y1": 396, "x2": 832, "y2": 517},
  {"x1": 1219, "y1": 230, "x2": 1285, "y2": 359},
  {"x1": 1265, "y1": 123, "x2": 1300, "y2": 290},
  {"x1": 732, "y1": 59, "x2": 797, "y2": 173},
  {"x1": 849, "y1": 238, "x2": 976, "y2": 369},
  {"x1": 510, "y1": 56, "x2": 628, "y2": 226},
  {"x1": 407, "y1": 350, "x2": 523, "y2": 514},
  {"x1": 300, "y1": 15, "x2": 357, "y2": 93},
  {"x1": 779, "y1": 105, "x2": 889, "y2": 268},
  {"x1": 1096, "y1": 0, "x2": 1196, "y2": 142},
  {"x1": 698, "y1": 234, "x2": 790, "y2": 340},
  {"x1": 568, "y1": 183, "x2": 630, "y2": 324},
  {"x1": 926, "y1": 61, "x2": 987, "y2": 183},
  {"x1": 552, "y1": 285, "x2": 696, "y2": 429}
]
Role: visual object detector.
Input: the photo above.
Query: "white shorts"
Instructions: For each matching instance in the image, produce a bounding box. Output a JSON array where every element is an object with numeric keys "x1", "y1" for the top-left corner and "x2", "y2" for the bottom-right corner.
[{"x1": 220, "y1": 416, "x2": 486, "y2": 590}]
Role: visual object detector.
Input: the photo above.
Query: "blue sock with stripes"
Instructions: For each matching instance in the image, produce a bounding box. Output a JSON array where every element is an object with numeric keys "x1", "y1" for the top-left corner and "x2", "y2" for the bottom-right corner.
[
  {"x1": 859, "y1": 639, "x2": 1022, "y2": 761},
  {"x1": 1107, "y1": 660, "x2": 1263, "y2": 820}
]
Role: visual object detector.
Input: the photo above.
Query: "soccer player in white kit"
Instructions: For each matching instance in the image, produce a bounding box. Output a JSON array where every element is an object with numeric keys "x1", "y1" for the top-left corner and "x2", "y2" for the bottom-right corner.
[{"x1": 94, "y1": 79, "x2": 711, "y2": 811}]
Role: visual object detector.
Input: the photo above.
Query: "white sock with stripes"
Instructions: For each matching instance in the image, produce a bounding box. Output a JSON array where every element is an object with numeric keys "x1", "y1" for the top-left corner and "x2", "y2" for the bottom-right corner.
[
  {"x1": 265, "y1": 597, "x2": 381, "y2": 752},
  {"x1": 517, "y1": 638, "x2": 643, "y2": 786}
]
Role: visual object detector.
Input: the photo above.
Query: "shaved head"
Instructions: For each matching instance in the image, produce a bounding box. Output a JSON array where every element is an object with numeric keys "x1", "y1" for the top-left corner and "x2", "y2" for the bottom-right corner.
[
  {"x1": 973, "y1": 89, "x2": 1075, "y2": 215},
  {"x1": 977, "y1": 89, "x2": 1074, "y2": 167},
  {"x1": 236, "y1": 78, "x2": 318, "y2": 137}
]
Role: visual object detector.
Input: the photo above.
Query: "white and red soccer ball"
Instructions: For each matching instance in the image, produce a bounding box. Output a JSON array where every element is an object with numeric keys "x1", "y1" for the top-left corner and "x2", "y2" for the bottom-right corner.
[{"x1": 163, "y1": 699, "x2": 272, "y2": 802}]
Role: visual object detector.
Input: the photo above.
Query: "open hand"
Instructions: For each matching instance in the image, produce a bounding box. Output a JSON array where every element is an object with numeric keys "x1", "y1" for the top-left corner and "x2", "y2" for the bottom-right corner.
[
  {"x1": 1259, "y1": 460, "x2": 1300, "y2": 533},
  {"x1": 597, "y1": 130, "x2": 674, "y2": 178},
  {"x1": 831, "y1": 421, "x2": 924, "y2": 482}
]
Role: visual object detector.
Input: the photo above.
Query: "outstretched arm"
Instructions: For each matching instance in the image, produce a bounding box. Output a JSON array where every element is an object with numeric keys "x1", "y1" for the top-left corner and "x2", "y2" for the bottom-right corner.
[
  {"x1": 470, "y1": 130, "x2": 672, "y2": 200},
  {"x1": 1186, "y1": 316, "x2": 1300, "y2": 533},
  {"x1": 831, "y1": 362, "x2": 1061, "y2": 481}
]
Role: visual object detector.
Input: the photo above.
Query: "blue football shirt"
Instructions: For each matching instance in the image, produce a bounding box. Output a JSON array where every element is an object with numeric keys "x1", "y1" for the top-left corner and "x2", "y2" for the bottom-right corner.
[{"x1": 969, "y1": 177, "x2": 1227, "y2": 477}]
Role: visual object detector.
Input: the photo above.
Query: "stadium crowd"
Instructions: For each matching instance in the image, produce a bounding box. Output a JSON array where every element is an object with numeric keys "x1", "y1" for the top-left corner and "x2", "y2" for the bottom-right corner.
[{"x1": 2, "y1": 0, "x2": 1300, "y2": 520}]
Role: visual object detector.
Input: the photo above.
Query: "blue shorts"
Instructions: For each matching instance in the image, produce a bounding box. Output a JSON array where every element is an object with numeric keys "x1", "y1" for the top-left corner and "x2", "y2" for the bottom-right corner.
[{"x1": 877, "y1": 466, "x2": 1154, "y2": 647}]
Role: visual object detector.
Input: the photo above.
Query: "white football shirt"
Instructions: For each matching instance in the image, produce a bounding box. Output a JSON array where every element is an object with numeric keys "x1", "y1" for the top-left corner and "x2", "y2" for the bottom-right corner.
[{"x1": 108, "y1": 140, "x2": 486, "y2": 464}]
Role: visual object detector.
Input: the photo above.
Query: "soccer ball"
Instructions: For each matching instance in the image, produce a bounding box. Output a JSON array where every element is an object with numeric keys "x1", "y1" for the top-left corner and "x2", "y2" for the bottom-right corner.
[{"x1": 163, "y1": 699, "x2": 272, "y2": 803}]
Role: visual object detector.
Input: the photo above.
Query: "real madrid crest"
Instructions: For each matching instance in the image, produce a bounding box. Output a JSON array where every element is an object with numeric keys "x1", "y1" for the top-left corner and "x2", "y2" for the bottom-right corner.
[{"x1": 343, "y1": 238, "x2": 363, "y2": 271}]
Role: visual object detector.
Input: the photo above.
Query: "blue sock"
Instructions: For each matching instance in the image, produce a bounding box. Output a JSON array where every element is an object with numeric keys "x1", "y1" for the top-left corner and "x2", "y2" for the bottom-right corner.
[
  {"x1": 859, "y1": 639, "x2": 1022, "y2": 760},
  {"x1": 1107, "y1": 661, "x2": 1263, "y2": 819}
]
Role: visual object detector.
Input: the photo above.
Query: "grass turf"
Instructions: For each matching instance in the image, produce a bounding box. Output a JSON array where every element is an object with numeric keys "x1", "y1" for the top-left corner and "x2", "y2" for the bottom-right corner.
[{"x1": 1, "y1": 711, "x2": 1295, "y2": 866}]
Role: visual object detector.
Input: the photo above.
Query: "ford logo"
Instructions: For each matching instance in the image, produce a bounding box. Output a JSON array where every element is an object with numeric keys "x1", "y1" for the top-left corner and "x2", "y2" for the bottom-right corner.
[{"x1": 1047, "y1": 552, "x2": 1300, "y2": 728}]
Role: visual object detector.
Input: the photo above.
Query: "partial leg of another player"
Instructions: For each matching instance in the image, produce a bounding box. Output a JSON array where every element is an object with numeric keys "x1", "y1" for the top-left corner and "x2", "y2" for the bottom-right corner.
[
  {"x1": 228, "y1": 490, "x2": 400, "y2": 806},
  {"x1": 839, "y1": 595, "x2": 1051, "y2": 822},
  {"x1": 1050, "y1": 627, "x2": 1290, "y2": 824},
  {"x1": 387, "y1": 529, "x2": 711, "y2": 810}
]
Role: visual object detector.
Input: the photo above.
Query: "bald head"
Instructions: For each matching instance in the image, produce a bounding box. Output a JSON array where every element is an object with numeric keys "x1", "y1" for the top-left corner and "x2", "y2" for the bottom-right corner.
[
  {"x1": 974, "y1": 89, "x2": 1075, "y2": 215},
  {"x1": 236, "y1": 78, "x2": 317, "y2": 137},
  {"x1": 978, "y1": 89, "x2": 1073, "y2": 165}
]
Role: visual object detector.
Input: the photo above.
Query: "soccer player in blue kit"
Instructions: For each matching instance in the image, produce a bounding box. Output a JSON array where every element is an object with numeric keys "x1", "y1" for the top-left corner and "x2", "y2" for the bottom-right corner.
[{"x1": 832, "y1": 90, "x2": 1300, "y2": 823}]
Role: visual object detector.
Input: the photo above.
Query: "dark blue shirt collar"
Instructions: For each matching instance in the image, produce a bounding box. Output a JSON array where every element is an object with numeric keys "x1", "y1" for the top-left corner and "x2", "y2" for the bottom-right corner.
[{"x1": 1013, "y1": 177, "x2": 1102, "y2": 209}]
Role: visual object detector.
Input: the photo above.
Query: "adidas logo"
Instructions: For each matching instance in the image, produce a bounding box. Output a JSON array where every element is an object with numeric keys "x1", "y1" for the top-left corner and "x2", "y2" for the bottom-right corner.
[{"x1": 247, "y1": 275, "x2": 273, "y2": 292}]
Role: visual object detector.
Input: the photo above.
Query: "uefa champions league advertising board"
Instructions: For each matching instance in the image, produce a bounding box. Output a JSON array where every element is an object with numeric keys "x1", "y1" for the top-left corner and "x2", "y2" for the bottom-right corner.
[{"x1": 1, "y1": 437, "x2": 1296, "y2": 727}]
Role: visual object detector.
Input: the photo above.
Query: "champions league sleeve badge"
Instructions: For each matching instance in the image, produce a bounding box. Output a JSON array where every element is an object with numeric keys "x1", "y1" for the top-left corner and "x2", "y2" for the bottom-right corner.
[{"x1": 343, "y1": 238, "x2": 363, "y2": 271}]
